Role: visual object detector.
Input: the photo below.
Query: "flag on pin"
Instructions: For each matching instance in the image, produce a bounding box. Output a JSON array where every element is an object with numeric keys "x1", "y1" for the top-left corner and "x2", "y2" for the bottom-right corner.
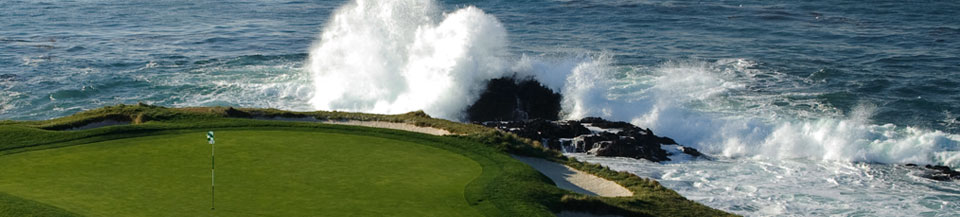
[{"x1": 206, "y1": 130, "x2": 216, "y2": 210}]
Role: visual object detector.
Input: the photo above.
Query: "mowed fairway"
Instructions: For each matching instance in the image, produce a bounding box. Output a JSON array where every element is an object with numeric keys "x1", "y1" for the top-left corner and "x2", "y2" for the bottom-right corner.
[{"x1": 0, "y1": 130, "x2": 483, "y2": 217}]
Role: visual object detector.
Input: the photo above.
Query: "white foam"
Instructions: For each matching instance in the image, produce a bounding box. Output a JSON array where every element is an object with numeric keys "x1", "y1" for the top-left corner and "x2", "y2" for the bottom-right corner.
[
  {"x1": 568, "y1": 153, "x2": 960, "y2": 216},
  {"x1": 158, "y1": 62, "x2": 314, "y2": 111},
  {"x1": 296, "y1": 2, "x2": 960, "y2": 216},
  {"x1": 582, "y1": 123, "x2": 622, "y2": 134},
  {"x1": 302, "y1": 0, "x2": 960, "y2": 168},
  {"x1": 0, "y1": 91, "x2": 20, "y2": 115},
  {"x1": 558, "y1": 59, "x2": 960, "y2": 167},
  {"x1": 307, "y1": 0, "x2": 508, "y2": 120},
  {"x1": 662, "y1": 144, "x2": 696, "y2": 162}
]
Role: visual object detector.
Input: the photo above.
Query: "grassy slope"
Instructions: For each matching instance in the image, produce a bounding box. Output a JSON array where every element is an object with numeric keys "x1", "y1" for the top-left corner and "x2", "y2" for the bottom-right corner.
[
  {"x1": 0, "y1": 130, "x2": 485, "y2": 217},
  {"x1": 0, "y1": 104, "x2": 734, "y2": 217},
  {"x1": 0, "y1": 192, "x2": 80, "y2": 217}
]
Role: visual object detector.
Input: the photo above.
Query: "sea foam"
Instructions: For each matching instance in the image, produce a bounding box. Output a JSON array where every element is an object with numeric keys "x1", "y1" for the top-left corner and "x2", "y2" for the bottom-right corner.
[
  {"x1": 560, "y1": 58, "x2": 960, "y2": 167},
  {"x1": 306, "y1": 0, "x2": 960, "y2": 167}
]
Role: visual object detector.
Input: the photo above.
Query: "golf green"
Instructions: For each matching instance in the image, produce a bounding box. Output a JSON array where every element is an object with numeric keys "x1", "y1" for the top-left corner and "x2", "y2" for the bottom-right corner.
[{"x1": 0, "y1": 130, "x2": 484, "y2": 217}]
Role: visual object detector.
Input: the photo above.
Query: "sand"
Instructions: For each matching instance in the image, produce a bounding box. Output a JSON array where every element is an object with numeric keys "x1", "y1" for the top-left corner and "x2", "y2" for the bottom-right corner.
[
  {"x1": 512, "y1": 155, "x2": 633, "y2": 197},
  {"x1": 319, "y1": 120, "x2": 451, "y2": 136},
  {"x1": 250, "y1": 116, "x2": 452, "y2": 136}
]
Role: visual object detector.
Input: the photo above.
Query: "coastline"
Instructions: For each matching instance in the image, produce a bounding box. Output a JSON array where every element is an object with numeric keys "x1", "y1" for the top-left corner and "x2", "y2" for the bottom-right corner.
[{"x1": 0, "y1": 104, "x2": 735, "y2": 217}]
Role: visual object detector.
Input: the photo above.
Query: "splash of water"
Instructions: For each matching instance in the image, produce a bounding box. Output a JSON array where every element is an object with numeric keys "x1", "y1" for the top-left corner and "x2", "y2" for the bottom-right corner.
[
  {"x1": 306, "y1": 0, "x2": 960, "y2": 167},
  {"x1": 307, "y1": 0, "x2": 508, "y2": 120}
]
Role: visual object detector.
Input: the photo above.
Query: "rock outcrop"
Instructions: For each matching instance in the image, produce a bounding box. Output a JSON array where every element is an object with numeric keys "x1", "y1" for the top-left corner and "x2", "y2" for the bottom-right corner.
[
  {"x1": 480, "y1": 117, "x2": 707, "y2": 162},
  {"x1": 467, "y1": 78, "x2": 704, "y2": 162},
  {"x1": 467, "y1": 77, "x2": 562, "y2": 122},
  {"x1": 906, "y1": 164, "x2": 960, "y2": 181}
]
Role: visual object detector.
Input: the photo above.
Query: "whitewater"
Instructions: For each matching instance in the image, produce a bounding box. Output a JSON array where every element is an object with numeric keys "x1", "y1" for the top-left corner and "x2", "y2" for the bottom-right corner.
[
  {"x1": 3, "y1": 0, "x2": 959, "y2": 215},
  {"x1": 303, "y1": 0, "x2": 960, "y2": 215}
]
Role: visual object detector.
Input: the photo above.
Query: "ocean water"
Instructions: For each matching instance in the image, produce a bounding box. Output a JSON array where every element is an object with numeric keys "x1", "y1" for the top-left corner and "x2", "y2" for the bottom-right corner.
[{"x1": 2, "y1": 0, "x2": 959, "y2": 216}]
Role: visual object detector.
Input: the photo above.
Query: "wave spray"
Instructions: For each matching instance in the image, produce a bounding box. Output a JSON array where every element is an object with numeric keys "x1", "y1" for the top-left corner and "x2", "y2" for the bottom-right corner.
[
  {"x1": 306, "y1": 0, "x2": 960, "y2": 167},
  {"x1": 307, "y1": 0, "x2": 509, "y2": 120}
]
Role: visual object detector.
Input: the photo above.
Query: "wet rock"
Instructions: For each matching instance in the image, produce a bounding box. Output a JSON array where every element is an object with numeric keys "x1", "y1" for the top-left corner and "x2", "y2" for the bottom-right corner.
[
  {"x1": 480, "y1": 119, "x2": 590, "y2": 142},
  {"x1": 922, "y1": 165, "x2": 960, "y2": 181},
  {"x1": 904, "y1": 164, "x2": 960, "y2": 181},
  {"x1": 581, "y1": 117, "x2": 634, "y2": 129},
  {"x1": 679, "y1": 146, "x2": 704, "y2": 157},
  {"x1": 482, "y1": 117, "x2": 706, "y2": 162},
  {"x1": 658, "y1": 136, "x2": 678, "y2": 145},
  {"x1": 467, "y1": 77, "x2": 561, "y2": 122},
  {"x1": 588, "y1": 137, "x2": 670, "y2": 162}
]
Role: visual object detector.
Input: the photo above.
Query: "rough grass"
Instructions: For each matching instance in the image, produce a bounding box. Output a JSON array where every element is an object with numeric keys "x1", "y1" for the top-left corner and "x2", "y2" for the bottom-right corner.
[{"x1": 0, "y1": 104, "x2": 734, "y2": 217}]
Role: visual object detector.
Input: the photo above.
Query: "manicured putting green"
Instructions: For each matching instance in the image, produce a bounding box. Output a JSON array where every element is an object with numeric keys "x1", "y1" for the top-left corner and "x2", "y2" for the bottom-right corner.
[{"x1": 0, "y1": 130, "x2": 483, "y2": 217}]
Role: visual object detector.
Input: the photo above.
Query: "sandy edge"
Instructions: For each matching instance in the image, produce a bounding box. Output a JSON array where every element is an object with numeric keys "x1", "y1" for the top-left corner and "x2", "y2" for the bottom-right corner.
[
  {"x1": 512, "y1": 155, "x2": 633, "y2": 197},
  {"x1": 319, "y1": 120, "x2": 451, "y2": 136},
  {"x1": 249, "y1": 116, "x2": 451, "y2": 136}
]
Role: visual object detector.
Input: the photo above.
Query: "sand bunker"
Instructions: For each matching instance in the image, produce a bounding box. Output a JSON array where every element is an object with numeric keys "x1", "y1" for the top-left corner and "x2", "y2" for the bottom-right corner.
[{"x1": 512, "y1": 155, "x2": 632, "y2": 197}]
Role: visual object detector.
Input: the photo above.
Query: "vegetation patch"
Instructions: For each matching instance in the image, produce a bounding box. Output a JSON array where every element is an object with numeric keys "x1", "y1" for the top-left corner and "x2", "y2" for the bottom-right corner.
[{"x1": 0, "y1": 104, "x2": 734, "y2": 217}]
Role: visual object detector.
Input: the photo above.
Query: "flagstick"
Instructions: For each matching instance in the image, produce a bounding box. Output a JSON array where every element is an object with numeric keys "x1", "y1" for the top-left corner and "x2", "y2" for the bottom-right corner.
[{"x1": 211, "y1": 138, "x2": 215, "y2": 210}]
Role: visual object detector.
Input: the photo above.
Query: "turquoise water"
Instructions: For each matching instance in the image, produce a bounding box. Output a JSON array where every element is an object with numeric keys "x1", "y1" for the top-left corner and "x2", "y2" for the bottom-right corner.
[{"x1": 3, "y1": 0, "x2": 959, "y2": 216}]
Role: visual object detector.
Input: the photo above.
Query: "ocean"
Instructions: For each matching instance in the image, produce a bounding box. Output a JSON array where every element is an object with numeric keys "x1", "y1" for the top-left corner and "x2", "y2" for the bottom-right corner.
[{"x1": 2, "y1": 0, "x2": 959, "y2": 216}]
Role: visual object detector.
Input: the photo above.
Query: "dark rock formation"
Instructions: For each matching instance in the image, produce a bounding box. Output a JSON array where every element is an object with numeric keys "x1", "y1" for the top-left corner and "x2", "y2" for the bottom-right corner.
[
  {"x1": 467, "y1": 77, "x2": 561, "y2": 122},
  {"x1": 580, "y1": 117, "x2": 633, "y2": 129},
  {"x1": 466, "y1": 77, "x2": 705, "y2": 162},
  {"x1": 679, "y1": 146, "x2": 704, "y2": 157},
  {"x1": 585, "y1": 133, "x2": 671, "y2": 162},
  {"x1": 906, "y1": 164, "x2": 960, "y2": 181},
  {"x1": 486, "y1": 119, "x2": 590, "y2": 141},
  {"x1": 480, "y1": 117, "x2": 707, "y2": 162}
]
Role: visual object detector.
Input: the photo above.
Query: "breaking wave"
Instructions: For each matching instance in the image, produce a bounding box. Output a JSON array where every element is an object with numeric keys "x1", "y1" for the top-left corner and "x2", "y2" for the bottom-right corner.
[
  {"x1": 307, "y1": 0, "x2": 508, "y2": 120},
  {"x1": 562, "y1": 59, "x2": 960, "y2": 167},
  {"x1": 307, "y1": 0, "x2": 960, "y2": 167}
]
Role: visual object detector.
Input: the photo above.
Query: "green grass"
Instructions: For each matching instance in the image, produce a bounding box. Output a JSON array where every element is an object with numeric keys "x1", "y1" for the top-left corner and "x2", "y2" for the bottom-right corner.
[
  {"x1": 0, "y1": 192, "x2": 79, "y2": 217},
  {"x1": 0, "y1": 125, "x2": 562, "y2": 216},
  {"x1": 0, "y1": 130, "x2": 485, "y2": 216},
  {"x1": 0, "y1": 104, "x2": 734, "y2": 217}
]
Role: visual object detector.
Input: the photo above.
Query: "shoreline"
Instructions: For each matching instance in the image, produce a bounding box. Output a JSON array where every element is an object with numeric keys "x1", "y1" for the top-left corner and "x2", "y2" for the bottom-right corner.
[{"x1": 2, "y1": 105, "x2": 735, "y2": 216}]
